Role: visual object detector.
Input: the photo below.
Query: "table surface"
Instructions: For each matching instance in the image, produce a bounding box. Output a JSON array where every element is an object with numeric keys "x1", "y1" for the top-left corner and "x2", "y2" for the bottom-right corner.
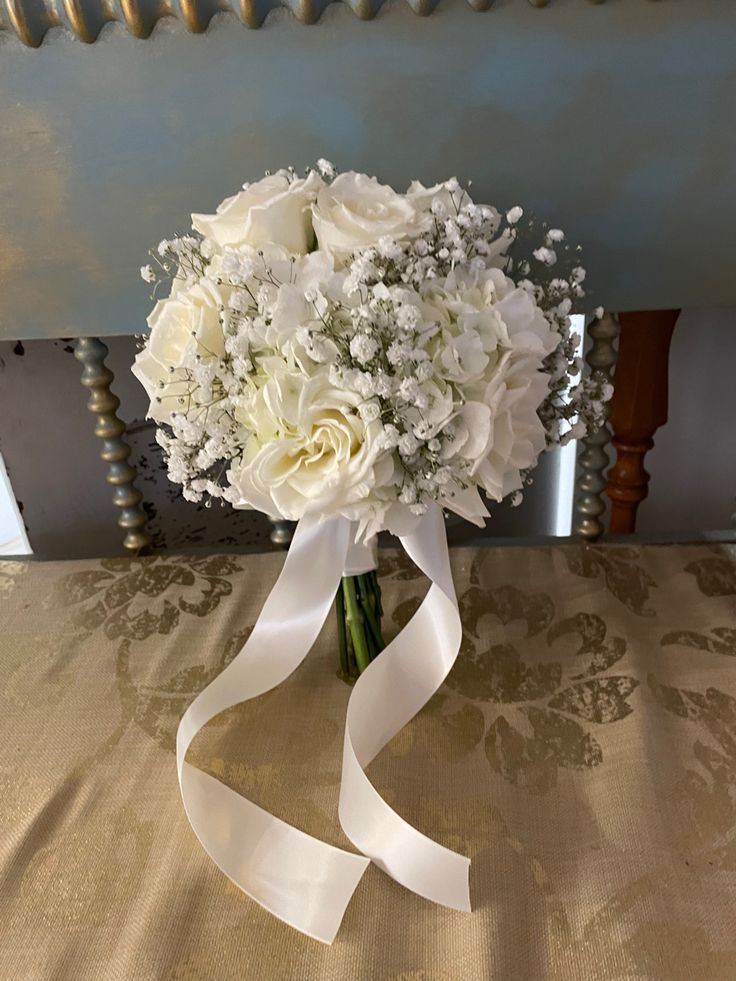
[
  {"x1": 2, "y1": 542, "x2": 735, "y2": 979},
  {"x1": 2, "y1": 0, "x2": 736, "y2": 340}
]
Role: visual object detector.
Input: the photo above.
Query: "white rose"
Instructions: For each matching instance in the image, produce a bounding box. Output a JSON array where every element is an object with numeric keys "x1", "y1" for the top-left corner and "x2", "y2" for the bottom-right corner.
[
  {"x1": 132, "y1": 278, "x2": 226, "y2": 422},
  {"x1": 192, "y1": 170, "x2": 323, "y2": 255},
  {"x1": 312, "y1": 172, "x2": 430, "y2": 263},
  {"x1": 131, "y1": 351, "x2": 192, "y2": 425},
  {"x1": 229, "y1": 368, "x2": 393, "y2": 520}
]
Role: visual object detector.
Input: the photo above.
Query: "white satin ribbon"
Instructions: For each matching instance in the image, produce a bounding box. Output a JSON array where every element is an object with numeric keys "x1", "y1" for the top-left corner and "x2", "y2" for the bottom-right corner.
[
  {"x1": 176, "y1": 513, "x2": 369, "y2": 944},
  {"x1": 176, "y1": 502, "x2": 470, "y2": 943},
  {"x1": 343, "y1": 534, "x2": 378, "y2": 576},
  {"x1": 339, "y1": 503, "x2": 471, "y2": 911}
]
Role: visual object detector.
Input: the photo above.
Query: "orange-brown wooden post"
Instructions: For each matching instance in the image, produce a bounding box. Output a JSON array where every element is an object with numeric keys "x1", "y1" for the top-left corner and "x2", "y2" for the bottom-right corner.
[{"x1": 606, "y1": 310, "x2": 679, "y2": 534}]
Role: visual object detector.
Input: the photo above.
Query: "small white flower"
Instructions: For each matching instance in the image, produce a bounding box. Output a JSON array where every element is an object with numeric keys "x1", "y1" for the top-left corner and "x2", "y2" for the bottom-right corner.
[
  {"x1": 571, "y1": 266, "x2": 587, "y2": 284},
  {"x1": 233, "y1": 355, "x2": 253, "y2": 376},
  {"x1": 533, "y1": 246, "x2": 557, "y2": 266},
  {"x1": 399, "y1": 483, "x2": 418, "y2": 504},
  {"x1": 546, "y1": 228, "x2": 565, "y2": 242},
  {"x1": 506, "y1": 206, "x2": 523, "y2": 225},
  {"x1": 359, "y1": 400, "x2": 381, "y2": 423},
  {"x1": 398, "y1": 432, "x2": 420, "y2": 456},
  {"x1": 387, "y1": 341, "x2": 409, "y2": 366},
  {"x1": 140, "y1": 264, "x2": 156, "y2": 283},
  {"x1": 379, "y1": 424, "x2": 400, "y2": 449},
  {"x1": 398, "y1": 377, "x2": 420, "y2": 403},
  {"x1": 372, "y1": 371, "x2": 392, "y2": 398},
  {"x1": 228, "y1": 292, "x2": 248, "y2": 313},
  {"x1": 354, "y1": 371, "x2": 377, "y2": 398},
  {"x1": 395, "y1": 304, "x2": 420, "y2": 331},
  {"x1": 350, "y1": 334, "x2": 379, "y2": 365},
  {"x1": 557, "y1": 298, "x2": 572, "y2": 317},
  {"x1": 316, "y1": 158, "x2": 337, "y2": 178},
  {"x1": 377, "y1": 236, "x2": 403, "y2": 260}
]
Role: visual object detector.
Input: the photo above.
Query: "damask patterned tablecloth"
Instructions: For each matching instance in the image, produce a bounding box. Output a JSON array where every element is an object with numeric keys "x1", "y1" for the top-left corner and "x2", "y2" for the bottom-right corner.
[{"x1": 1, "y1": 543, "x2": 735, "y2": 980}]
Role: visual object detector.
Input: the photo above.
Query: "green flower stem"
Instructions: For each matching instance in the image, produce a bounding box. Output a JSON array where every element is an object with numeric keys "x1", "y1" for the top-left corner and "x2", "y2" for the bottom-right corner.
[
  {"x1": 371, "y1": 571, "x2": 384, "y2": 618},
  {"x1": 357, "y1": 574, "x2": 385, "y2": 649},
  {"x1": 342, "y1": 576, "x2": 372, "y2": 674},
  {"x1": 336, "y1": 584, "x2": 349, "y2": 678},
  {"x1": 363, "y1": 568, "x2": 383, "y2": 618},
  {"x1": 336, "y1": 571, "x2": 386, "y2": 679}
]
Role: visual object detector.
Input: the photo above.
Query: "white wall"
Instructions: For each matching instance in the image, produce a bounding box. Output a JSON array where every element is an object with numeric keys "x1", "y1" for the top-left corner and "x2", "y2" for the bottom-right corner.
[{"x1": 0, "y1": 452, "x2": 31, "y2": 556}]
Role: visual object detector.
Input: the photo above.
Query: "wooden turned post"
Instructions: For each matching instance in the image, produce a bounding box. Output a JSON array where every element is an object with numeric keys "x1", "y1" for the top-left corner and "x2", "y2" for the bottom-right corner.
[
  {"x1": 75, "y1": 337, "x2": 152, "y2": 553},
  {"x1": 269, "y1": 519, "x2": 294, "y2": 548},
  {"x1": 573, "y1": 313, "x2": 620, "y2": 541},
  {"x1": 606, "y1": 310, "x2": 679, "y2": 534}
]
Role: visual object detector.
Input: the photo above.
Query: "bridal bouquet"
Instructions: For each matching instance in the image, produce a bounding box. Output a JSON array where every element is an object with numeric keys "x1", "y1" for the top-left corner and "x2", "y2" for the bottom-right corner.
[
  {"x1": 133, "y1": 163, "x2": 610, "y2": 941},
  {"x1": 135, "y1": 162, "x2": 608, "y2": 675}
]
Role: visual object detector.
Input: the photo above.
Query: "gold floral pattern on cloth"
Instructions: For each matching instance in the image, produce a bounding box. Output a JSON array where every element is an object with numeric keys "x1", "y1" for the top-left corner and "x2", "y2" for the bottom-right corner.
[
  {"x1": 50, "y1": 554, "x2": 243, "y2": 642},
  {"x1": 559, "y1": 544, "x2": 661, "y2": 616},
  {"x1": 0, "y1": 558, "x2": 28, "y2": 599},
  {"x1": 1, "y1": 543, "x2": 735, "y2": 980}
]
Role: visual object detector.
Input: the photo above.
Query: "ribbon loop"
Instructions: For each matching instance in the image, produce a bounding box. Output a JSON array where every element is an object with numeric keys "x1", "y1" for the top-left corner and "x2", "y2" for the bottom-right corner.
[
  {"x1": 176, "y1": 513, "x2": 369, "y2": 944},
  {"x1": 338, "y1": 503, "x2": 471, "y2": 910},
  {"x1": 176, "y1": 502, "x2": 471, "y2": 942}
]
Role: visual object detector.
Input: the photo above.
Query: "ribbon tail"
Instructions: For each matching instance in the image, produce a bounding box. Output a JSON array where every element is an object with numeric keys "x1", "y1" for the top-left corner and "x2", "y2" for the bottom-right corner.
[
  {"x1": 338, "y1": 502, "x2": 471, "y2": 911},
  {"x1": 176, "y1": 513, "x2": 369, "y2": 943}
]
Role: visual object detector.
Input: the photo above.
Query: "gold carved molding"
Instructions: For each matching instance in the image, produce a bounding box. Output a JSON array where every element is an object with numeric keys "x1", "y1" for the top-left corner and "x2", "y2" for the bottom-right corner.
[{"x1": 2, "y1": 0, "x2": 645, "y2": 47}]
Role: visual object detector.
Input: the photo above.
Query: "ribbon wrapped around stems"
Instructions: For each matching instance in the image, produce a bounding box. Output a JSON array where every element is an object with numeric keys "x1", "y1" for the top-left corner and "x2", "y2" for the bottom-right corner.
[{"x1": 176, "y1": 502, "x2": 470, "y2": 943}]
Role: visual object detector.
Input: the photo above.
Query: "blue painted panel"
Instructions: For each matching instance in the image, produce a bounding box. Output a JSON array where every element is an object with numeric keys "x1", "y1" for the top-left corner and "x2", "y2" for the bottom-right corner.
[{"x1": 1, "y1": 0, "x2": 735, "y2": 338}]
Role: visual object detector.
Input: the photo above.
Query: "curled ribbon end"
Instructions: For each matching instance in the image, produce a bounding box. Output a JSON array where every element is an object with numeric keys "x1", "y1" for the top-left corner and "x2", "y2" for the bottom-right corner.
[
  {"x1": 451, "y1": 858, "x2": 472, "y2": 913},
  {"x1": 177, "y1": 504, "x2": 472, "y2": 941},
  {"x1": 340, "y1": 504, "x2": 474, "y2": 921}
]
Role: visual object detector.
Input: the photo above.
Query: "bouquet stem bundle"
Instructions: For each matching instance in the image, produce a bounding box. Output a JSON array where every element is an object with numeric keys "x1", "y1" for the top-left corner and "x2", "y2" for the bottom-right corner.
[{"x1": 336, "y1": 572, "x2": 385, "y2": 680}]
